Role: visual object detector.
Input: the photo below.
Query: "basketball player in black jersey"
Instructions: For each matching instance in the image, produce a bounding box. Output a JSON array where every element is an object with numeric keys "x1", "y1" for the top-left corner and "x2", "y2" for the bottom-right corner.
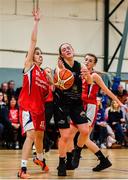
[{"x1": 54, "y1": 43, "x2": 92, "y2": 176}]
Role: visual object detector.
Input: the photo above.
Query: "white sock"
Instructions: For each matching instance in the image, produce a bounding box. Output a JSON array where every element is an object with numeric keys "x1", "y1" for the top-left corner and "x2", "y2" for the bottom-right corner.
[
  {"x1": 37, "y1": 153, "x2": 44, "y2": 161},
  {"x1": 21, "y1": 160, "x2": 27, "y2": 168}
]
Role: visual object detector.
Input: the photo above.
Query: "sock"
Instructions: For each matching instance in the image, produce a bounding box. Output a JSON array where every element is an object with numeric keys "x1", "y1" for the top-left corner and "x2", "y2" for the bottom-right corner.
[
  {"x1": 37, "y1": 153, "x2": 44, "y2": 161},
  {"x1": 95, "y1": 150, "x2": 106, "y2": 161},
  {"x1": 67, "y1": 151, "x2": 73, "y2": 162},
  {"x1": 59, "y1": 157, "x2": 66, "y2": 166},
  {"x1": 76, "y1": 145, "x2": 83, "y2": 154},
  {"x1": 21, "y1": 160, "x2": 27, "y2": 168}
]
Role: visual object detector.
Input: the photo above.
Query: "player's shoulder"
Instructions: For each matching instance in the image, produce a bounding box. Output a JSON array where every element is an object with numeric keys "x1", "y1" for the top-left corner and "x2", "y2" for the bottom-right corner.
[
  {"x1": 74, "y1": 60, "x2": 81, "y2": 66},
  {"x1": 92, "y1": 70, "x2": 101, "y2": 77}
]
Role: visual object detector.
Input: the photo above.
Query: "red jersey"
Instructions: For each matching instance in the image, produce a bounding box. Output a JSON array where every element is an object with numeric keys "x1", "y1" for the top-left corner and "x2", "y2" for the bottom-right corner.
[
  {"x1": 45, "y1": 85, "x2": 53, "y2": 103},
  {"x1": 82, "y1": 78, "x2": 100, "y2": 104},
  {"x1": 9, "y1": 108, "x2": 19, "y2": 124},
  {"x1": 18, "y1": 64, "x2": 49, "y2": 114}
]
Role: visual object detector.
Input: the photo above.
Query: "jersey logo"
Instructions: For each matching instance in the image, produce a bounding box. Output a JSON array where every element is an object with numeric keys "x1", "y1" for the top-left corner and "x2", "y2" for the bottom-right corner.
[
  {"x1": 58, "y1": 120, "x2": 65, "y2": 125},
  {"x1": 80, "y1": 111, "x2": 86, "y2": 118},
  {"x1": 36, "y1": 70, "x2": 40, "y2": 76}
]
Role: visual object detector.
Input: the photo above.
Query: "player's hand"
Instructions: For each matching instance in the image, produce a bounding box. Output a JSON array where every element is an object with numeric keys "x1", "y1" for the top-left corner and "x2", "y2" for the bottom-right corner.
[
  {"x1": 81, "y1": 67, "x2": 89, "y2": 77},
  {"x1": 57, "y1": 57, "x2": 65, "y2": 70},
  {"x1": 81, "y1": 64, "x2": 92, "y2": 84},
  {"x1": 81, "y1": 63, "x2": 89, "y2": 78},
  {"x1": 32, "y1": 8, "x2": 40, "y2": 21}
]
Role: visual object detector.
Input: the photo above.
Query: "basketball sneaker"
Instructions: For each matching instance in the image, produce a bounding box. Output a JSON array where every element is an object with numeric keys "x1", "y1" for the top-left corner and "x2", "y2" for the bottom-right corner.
[
  {"x1": 33, "y1": 157, "x2": 49, "y2": 172},
  {"x1": 92, "y1": 157, "x2": 112, "y2": 171},
  {"x1": 66, "y1": 152, "x2": 75, "y2": 170},
  {"x1": 17, "y1": 167, "x2": 30, "y2": 179},
  {"x1": 71, "y1": 148, "x2": 81, "y2": 169},
  {"x1": 58, "y1": 161, "x2": 67, "y2": 176},
  {"x1": 66, "y1": 161, "x2": 76, "y2": 170}
]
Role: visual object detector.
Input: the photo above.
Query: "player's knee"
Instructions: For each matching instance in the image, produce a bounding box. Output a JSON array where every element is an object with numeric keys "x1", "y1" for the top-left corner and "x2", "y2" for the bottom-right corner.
[
  {"x1": 27, "y1": 130, "x2": 35, "y2": 141},
  {"x1": 80, "y1": 128, "x2": 89, "y2": 137},
  {"x1": 61, "y1": 134, "x2": 69, "y2": 143}
]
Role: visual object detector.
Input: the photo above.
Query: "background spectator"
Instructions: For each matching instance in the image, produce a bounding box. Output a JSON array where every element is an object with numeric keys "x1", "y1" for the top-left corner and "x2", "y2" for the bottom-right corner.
[
  {"x1": 7, "y1": 80, "x2": 16, "y2": 101},
  {"x1": 0, "y1": 82, "x2": 8, "y2": 94},
  {"x1": 91, "y1": 97, "x2": 108, "y2": 148},
  {"x1": 8, "y1": 96, "x2": 21, "y2": 149},
  {"x1": 114, "y1": 84, "x2": 128, "y2": 104},
  {"x1": 105, "y1": 100, "x2": 126, "y2": 146},
  {"x1": 0, "y1": 91, "x2": 14, "y2": 148}
]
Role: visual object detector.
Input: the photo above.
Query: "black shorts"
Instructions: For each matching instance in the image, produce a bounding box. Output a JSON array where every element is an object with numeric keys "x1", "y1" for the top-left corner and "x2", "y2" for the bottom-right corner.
[{"x1": 54, "y1": 103, "x2": 89, "y2": 129}]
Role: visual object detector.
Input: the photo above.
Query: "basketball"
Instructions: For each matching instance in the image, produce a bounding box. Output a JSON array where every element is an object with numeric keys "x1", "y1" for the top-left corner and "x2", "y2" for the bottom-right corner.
[{"x1": 54, "y1": 68, "x2": 74, "y2": 90}]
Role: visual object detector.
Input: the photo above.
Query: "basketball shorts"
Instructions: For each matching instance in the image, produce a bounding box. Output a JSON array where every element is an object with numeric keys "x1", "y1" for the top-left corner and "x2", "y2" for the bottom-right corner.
[
  {"x1": 19, "y1": 108, "x2": 45, "y2": 135},
  {"x1": 54, "y1": 104, "x2": 89, "y2": 129}
]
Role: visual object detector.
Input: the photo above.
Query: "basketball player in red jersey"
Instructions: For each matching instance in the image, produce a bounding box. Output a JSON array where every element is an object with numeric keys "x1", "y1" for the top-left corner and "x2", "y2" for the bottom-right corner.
[
  {"x1": 67, "y1": 53, "x2": 125, "y2": 172},
  {"x1": 17, "y1": 9, "x2": 49, "y2": 179},
  {"x1": 82, "y1": 53, "x2": 124, "y2": 129}
]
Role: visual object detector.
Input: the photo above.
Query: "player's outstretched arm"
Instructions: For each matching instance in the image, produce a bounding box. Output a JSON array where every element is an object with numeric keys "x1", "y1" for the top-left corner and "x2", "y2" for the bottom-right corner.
[
  {"x1": 24, "y1": 8, "x2": 40, "y2": 72},
  {"x1": 92, "y1": 73, "x2": 124, "y2": 107}
]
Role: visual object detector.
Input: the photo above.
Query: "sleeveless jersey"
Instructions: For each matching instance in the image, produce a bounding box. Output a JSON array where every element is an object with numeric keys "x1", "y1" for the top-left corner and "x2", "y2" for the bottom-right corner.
[
  {"x1": 82, "y1": 73, "x2": 100, "y2": 104},
  {"x1": 55, "y1": 60, "x2": 82, "y2": 105},
  {"x1": 18, "y1": 64, "x2": 49, "y2": 114}
]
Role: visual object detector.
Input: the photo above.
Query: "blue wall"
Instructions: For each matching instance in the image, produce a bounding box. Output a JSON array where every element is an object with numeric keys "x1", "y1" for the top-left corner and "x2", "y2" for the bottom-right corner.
[
  {"x1": 0, "y1": 68, "x2": 23, "y2": 88},
  {"x1": 0, "y1": 68, "x2": 128, "y2": 90}
]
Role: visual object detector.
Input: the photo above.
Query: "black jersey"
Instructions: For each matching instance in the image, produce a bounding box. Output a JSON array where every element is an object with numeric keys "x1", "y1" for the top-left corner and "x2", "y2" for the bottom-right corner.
[{"x1": 54, "y1": 60, "x2": 82, "y2": 105}]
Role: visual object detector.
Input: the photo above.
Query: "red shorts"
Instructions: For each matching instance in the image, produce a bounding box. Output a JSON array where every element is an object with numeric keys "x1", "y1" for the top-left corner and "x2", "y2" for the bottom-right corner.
[{"x1": 19, "y1": 108, "x2": 45, "y2": 135}]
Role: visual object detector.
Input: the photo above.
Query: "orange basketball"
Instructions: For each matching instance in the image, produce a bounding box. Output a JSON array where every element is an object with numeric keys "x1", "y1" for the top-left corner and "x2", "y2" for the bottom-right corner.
[{"x1": 54, "y1": 68, "x2": 74, "y2": 90}]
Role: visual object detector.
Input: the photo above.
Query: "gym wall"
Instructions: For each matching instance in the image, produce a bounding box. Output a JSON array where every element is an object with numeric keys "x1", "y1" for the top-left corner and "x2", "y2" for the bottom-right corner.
[{"x1": 0, "y1": 0, "x2": 128, "y2": 87}]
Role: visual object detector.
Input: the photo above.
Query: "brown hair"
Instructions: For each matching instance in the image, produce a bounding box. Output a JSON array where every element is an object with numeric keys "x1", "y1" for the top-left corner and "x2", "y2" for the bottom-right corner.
[
  {"x1": 85, "y1": 53, "x2": 98, "y2": 63},
  {"x1": 25, "y1": 47, "x2": 42, "y2": 57},
  {"x1": 59, "y1": 43, "x2": 72, "y2": 56},
  {"x1": 34, "y1": 47, "x2": 42, "y2": 54}
]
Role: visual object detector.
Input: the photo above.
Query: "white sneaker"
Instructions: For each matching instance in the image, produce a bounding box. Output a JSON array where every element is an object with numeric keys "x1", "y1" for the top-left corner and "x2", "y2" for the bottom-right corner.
[
  {"x1": 15, "y1": 141, "x2": 19, "y2": 149},
  {"x1": 111, "y1": 137, "x2": 116, "y2": 144},
  {"x1": 100, "y1": 143, "x2": 107, "y2": 149},
  {"x1": 107, "y1": 136, "x2": 116, "y2": 147},
  {"x1": 107, "y1": 142, "x2": 112, "y2": 147},
  {"x1": 107, "y1": 136, "x2": 116, "y2": 143}
]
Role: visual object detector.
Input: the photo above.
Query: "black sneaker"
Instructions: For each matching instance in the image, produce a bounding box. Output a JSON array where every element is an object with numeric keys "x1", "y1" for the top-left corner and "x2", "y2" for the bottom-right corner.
[
  {"x1": 57, "y1": 163, "x2": 75, "y2": 171},
  {"x1": 72, "y1": 148, "x2": 81, "y2": 169},
  {"x1": 66, "y1": 151, "x2": 75, "y2": 170},
  {"x1": 66, "y1": 162, "x2": 76, "y2": 170},
  {"x1": 58, "y1": 162, "x2": 67, "y2": 176},
  {"x1": 92, "y1": 157, "x2": 112, "y2": 171}
]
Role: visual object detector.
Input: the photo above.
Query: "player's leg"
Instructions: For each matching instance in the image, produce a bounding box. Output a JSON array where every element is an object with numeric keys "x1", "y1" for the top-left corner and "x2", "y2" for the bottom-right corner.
[
  {"x1": 58, "y1": 128, "x2": 71, "y2": 176},
  {"x1": 72, "y1": 123, "x2": 89, "y2": 169},
  {"x1": 18, "y1": 130, "x2": 35, "y2": 179},
  {"x1": 85, "y1": 104, "x2": 112, "y2": 171},
  {"x1": 18, "y1": 110, "x2": 35, "y2": 179},
  {"x1": 66, "y1": 124, "x2": 78, "y2": 170},
  {"x1": 85, "y1": 134, "x2": 112, "y2": 171},
  {"x1": 32, "y1": 112, "x2": 49, "y2": 172}
]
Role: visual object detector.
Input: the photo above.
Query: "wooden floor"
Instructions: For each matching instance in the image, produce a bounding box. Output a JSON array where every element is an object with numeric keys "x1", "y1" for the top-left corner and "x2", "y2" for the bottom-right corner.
[{"x1": 0, "y1": 148, "x2": 128, "y2": 180}]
